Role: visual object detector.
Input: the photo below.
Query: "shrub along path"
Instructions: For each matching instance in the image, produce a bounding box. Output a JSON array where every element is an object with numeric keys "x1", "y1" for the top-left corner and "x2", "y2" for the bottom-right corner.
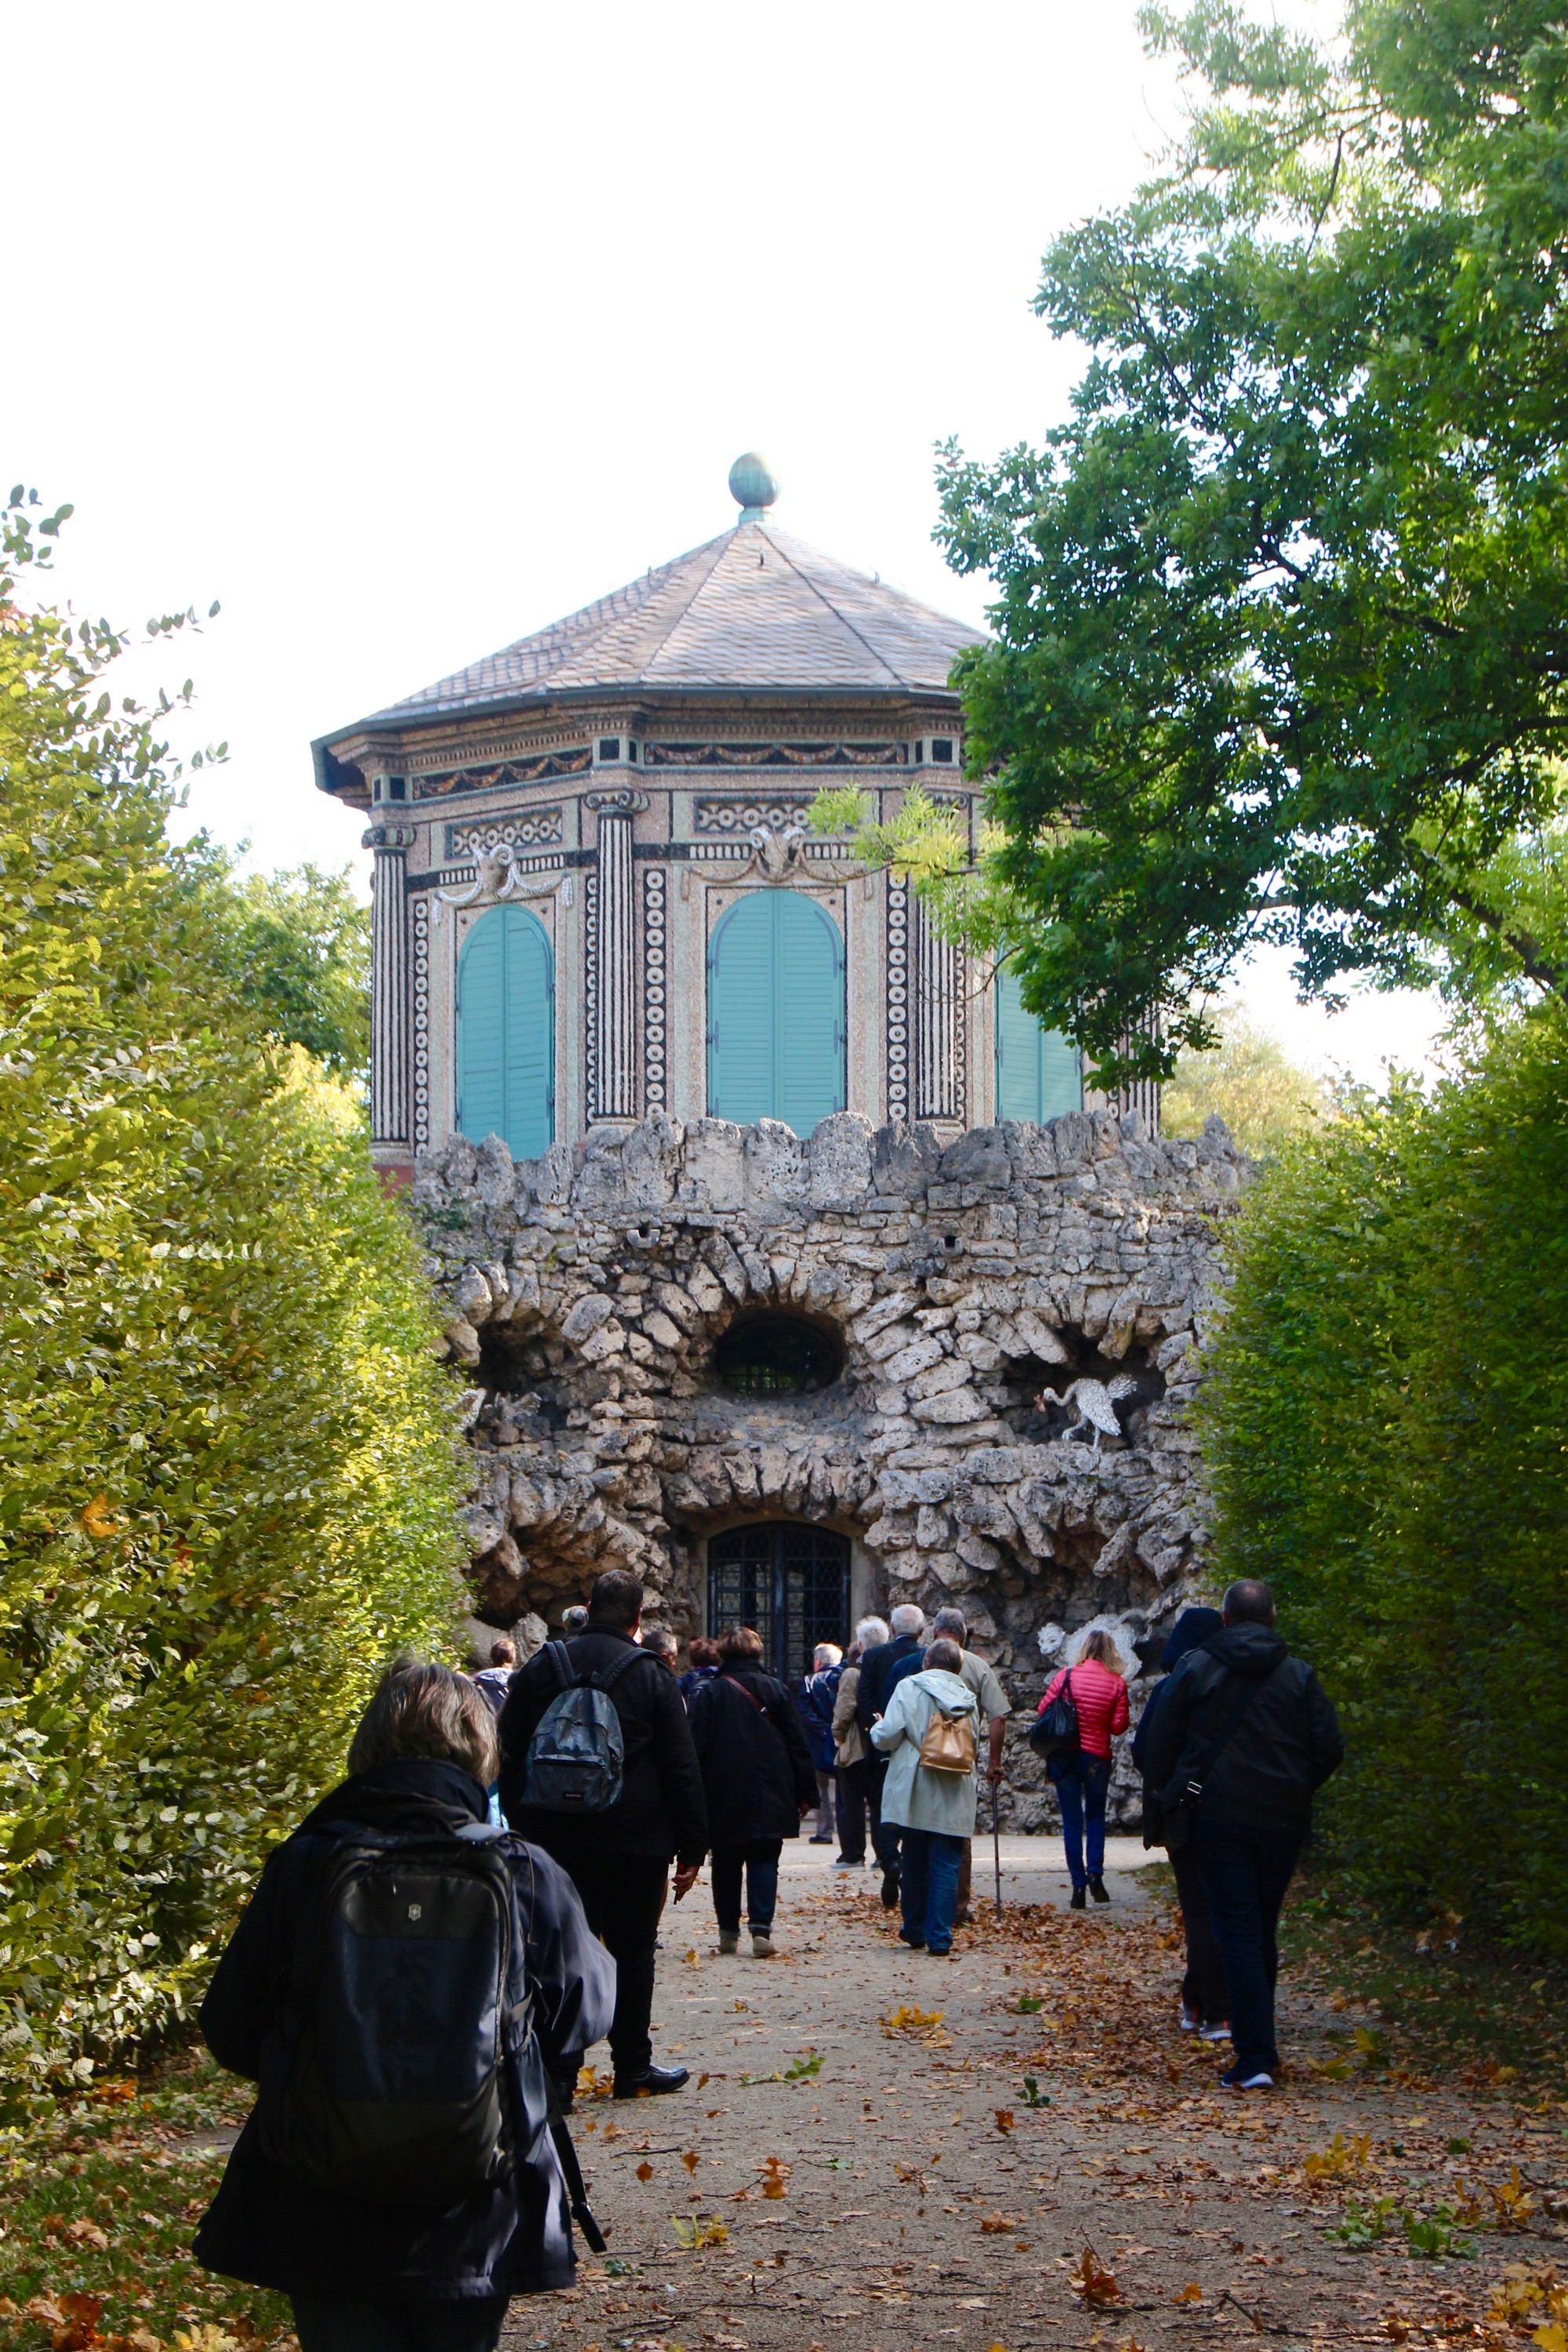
[{"x1": 510, "y1": 1842, "x2": 1568, "y2": 2352}]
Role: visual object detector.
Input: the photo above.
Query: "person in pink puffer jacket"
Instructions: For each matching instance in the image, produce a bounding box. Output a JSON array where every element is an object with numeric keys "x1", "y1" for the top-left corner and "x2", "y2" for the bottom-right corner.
[{"x1": 1038, "y1": 1630, "x2": 1129, "y2": 1908}]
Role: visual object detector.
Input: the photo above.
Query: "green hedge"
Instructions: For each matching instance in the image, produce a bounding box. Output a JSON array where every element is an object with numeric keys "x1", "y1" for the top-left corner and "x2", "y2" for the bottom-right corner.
[
  {"x1": 0, "y1": 501, "x2": 466, "y2": 2089},
  {"x1": 1201, "y1": 1017, "x2": 1568, "y2": 1954}
]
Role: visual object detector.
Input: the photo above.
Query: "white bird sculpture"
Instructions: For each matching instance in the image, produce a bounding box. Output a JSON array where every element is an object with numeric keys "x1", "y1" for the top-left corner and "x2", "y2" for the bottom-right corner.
[{"x1": 1040, "y1": 1374, "x2": 1142, "y2": 1452}]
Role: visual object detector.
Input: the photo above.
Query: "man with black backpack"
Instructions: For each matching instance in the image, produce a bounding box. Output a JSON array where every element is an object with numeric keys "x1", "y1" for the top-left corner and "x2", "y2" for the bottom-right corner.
[
  {"x1": 498, "y1": 1569, "x2": 708, "y2": 2100},
  {"x1": 1142, "y1": 1579, "x2": 1344, "y2": 2092}
]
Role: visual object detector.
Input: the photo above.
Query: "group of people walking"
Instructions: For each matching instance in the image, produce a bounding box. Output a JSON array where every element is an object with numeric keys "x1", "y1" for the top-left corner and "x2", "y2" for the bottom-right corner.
[{"x1": 188, "y1": 1566, "x2": 1341, "y2": 2347}]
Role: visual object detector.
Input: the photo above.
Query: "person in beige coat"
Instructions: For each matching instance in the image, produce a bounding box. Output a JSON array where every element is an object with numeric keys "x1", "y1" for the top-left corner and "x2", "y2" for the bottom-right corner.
[
  {"x1": 930, "y1": 1608, "x2": 1011, "y2": 1924},
  {"x1": 830, "y1": 1614, "x2": 886, "y2": 1867}
]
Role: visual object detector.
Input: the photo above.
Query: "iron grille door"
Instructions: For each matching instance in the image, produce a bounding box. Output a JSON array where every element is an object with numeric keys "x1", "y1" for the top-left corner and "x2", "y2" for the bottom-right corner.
[{"x1": 707, "y1": 1523, "x2": 850, "y2": 1682}]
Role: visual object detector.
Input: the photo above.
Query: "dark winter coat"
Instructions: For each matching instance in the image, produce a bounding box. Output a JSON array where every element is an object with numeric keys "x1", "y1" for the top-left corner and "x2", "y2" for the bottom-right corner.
[
  {"x1": 193, "y1": 1759, "x2": 616, "y2": 2303},
  {"x1": 855, "y1": 1632, "x2": 925, "y2": 1732},
  {"x1": 498, "y1": 1628, "x2": 708, "y2": 1868},
  {"x1": 1131, "y1": 1607, "x2": 1224, "y2": 1780},
  {"x1": 795, "y1": 1667, "x2": 841, "y2": 1773},
  {"x1": 1141, "y1": 1621, "x2": 1345, "y2": 1838},
  {"x1": 687, "y1": 1667, "x2": 818, "y2": 1847}
]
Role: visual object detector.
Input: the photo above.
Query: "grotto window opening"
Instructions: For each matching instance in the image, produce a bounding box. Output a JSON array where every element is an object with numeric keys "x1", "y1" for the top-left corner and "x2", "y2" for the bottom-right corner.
[
  {"x1": 707, "y1": 1521, "x2": 851, "y2": 1682},
  {"x1": 712, "y1": 1312, "x2": 844, "y2": 1398}
]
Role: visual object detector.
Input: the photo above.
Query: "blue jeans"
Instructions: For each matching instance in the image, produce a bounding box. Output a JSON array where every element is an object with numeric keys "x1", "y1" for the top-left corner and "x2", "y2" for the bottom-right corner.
[
  {"x1": 711, "y1": 1838, "x2": 782, "y2": 1933},
  {"x1": 1194, "y1": 1814, "x2": 1301, "y2": 2078},
  {"x1": 290, "y1": 2298, "x2": 507, "y2": 2351},
  {"x1": 1051, "y1": 1753, "x2": 1111, "y2": 1889},
  {"x1": 899, "y1": 1827, "x2": 965, "y2": 1954}
]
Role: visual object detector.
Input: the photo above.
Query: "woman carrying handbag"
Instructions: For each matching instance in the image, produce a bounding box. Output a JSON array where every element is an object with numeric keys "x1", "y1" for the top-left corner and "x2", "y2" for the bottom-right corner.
[{"x1": 1035, "y1": 1630, "x2": 1129, "y2": 1907}]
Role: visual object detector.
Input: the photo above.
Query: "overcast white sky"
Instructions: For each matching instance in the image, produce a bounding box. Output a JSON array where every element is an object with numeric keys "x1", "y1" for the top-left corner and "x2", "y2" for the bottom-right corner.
[{"x1": 6, "y1": 0, "x2": 1442, "y2": 1083}]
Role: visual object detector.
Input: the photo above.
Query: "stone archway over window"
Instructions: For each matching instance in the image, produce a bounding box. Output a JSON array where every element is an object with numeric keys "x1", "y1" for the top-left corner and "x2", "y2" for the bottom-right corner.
[
  {"x1": 706, "y1": 890, "x2": 844, "y2": 1134},
  {"x1": 457, "y1": 903, "x2": 554, "y2": 1159},
  {"x1": 708, "y1": 1522, "x2": 850, "y2": 1682},
  {"x1": 995, "y1": 958, "x2": 1081, "y2": 1123}
]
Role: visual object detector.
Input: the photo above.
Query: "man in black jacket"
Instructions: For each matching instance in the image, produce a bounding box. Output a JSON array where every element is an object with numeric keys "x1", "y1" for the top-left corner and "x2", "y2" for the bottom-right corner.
[
  {"x1": 855, "y1": 1604, "x2": 927, "y2": 1908},
  {"x1": 1143, "y1": 1579, "x2": 1344, "y2": 2092},
  {"x1": 499, "y1": 1569, "x2": 708, "y2": 2099}
]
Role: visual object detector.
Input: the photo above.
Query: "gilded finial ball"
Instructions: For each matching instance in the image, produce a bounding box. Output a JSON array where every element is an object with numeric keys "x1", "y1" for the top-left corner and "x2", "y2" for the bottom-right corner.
[{"x1": 728, "y1": 451, "x2": 780, "y2": 517}]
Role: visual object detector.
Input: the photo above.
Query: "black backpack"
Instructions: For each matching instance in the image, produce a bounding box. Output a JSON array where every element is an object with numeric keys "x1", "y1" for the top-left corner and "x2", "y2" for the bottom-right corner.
[
  {"x1": 1029, "y1": 1664, "x2": 1082, "y2": 1763},
  {"x1": 523, "y1": 1640, "x2": 650, "y2": 1813},
  {"x1": 264, "y1": 1820, "x2": 604, "y2": 2246}
]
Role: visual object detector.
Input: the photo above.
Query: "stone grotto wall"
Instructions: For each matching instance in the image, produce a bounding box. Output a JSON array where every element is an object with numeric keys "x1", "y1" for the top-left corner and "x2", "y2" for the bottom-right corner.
[{"x1": 416, "y1": 1106, "x2": 1247, "y2": 1828}]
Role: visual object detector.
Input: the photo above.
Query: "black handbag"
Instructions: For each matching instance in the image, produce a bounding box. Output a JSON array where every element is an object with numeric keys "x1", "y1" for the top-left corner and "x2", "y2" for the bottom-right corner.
[{"x1": 1029, "y1": 1665, "x2": 1080, "y2": 1763}]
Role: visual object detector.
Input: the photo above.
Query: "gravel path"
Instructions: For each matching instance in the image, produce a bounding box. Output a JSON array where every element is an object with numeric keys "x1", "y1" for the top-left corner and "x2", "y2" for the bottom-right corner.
[{"x1": 502, "y1": 1838, "x2": 1567, "y2": 2352}]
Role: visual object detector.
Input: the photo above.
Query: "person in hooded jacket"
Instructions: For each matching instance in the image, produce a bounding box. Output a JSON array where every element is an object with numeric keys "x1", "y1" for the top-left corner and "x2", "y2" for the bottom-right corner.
[
  {"x1": 869, "y1": 1638, "x2": 982, "y2": 1958},
  {"x1": 1131, "y1": 1605, "x2": 1228, "y2": 2037},
  {"x1": 687, "y1": 1625, "x2": 818, "y2": 1955},
  {"x1": 1142, "y1": 1579, "x2": 1344, "y2": 2092},
  {"x1": 193, "y1": 1661, "x2": 615, "y2": 2352}
]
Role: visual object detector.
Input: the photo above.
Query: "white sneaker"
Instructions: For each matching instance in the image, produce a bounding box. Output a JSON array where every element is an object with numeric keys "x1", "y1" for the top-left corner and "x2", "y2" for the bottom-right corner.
[
  {"x1": 751, "y1": 1932, "x2": 777, "y2": 1959},
  {"x1": 1199, "y1": 2019, "x2": 1232, "y2": 2042},
  {"x1": 1220, "y1": 2063, "x2": 1273, "y2": 2091},
  {"x1": 1179, "y1": 2004, "x2": 1200, "y2": 2032}
]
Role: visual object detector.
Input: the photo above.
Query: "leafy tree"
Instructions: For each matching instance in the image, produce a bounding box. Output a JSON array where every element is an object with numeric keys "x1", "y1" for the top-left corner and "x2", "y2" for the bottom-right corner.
[
  {"x1": 1201, "y1": 1011, "x2": 1568, "y2": 1953},
  {"x1": 0, "y1": 492, "x2": 465, "y2": 2092},
  {"x1": 1162, "y1": 1002, "x2": 1334, "y2": 1156},
  {"x1": 931, "y1": 0, "x2": 1568, "y2": 1085},
  {"x1": 220, "y1": 862, "x2": 371, "y2": 1081}
]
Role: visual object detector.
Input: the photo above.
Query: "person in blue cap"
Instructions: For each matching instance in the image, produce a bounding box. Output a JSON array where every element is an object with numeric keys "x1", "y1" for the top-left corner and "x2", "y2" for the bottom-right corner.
[{"x1": 1133, "y1": 1606, "x2": 1228, "y2": 2038}]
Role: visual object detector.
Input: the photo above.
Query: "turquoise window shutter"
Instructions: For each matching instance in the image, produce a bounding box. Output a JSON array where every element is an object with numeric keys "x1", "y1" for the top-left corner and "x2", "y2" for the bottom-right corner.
[
  {"x1": 995, "y1": 959, "x2": 1081, "y2": 1123},
  {"x1": 457, "y1": 904, "x2": 554, "y2": 1159},
  {"x1": 708, "y1": 890, "x2": 845, "y2": 1135}
]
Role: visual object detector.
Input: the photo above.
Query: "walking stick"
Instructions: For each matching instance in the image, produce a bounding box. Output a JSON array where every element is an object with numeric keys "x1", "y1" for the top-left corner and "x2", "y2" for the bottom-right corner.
[{"x1": 992, "y1": 1769, "x2": 1004, "y2": 1915}]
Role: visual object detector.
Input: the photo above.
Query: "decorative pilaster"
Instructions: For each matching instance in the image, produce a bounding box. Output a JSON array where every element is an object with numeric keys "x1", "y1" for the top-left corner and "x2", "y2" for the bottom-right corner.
[
  {"x1": 886, "y1": 877, "x2": 909, "y2": 1123},
  {"x1": 642, "y1": 864, "x2": 668, "y2": 1113},
  {"x1": 913, "y1": 892, "x2": 963, "y2": 1123},
  {"x1": 363, "y1": 820, "x2": 416, "y2": 1148},
  {"x1": 586, "y1": 789, "x2": 646, "y2": 1122}
]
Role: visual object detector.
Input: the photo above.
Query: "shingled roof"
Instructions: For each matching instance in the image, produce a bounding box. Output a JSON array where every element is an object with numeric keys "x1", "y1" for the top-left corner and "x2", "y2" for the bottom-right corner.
[{"x1": 333, "y1": 521, "x2": 984, "y2": 738}]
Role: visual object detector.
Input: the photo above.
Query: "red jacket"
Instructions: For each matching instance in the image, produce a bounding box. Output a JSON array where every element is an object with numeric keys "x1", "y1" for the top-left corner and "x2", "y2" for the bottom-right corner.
[{"x1": 1039, "y1": 1658, "x2": 1129, "y2": 1761}]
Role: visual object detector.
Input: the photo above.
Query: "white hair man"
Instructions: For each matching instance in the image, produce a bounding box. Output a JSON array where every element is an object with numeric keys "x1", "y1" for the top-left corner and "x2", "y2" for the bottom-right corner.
[
  {"x1": 829, "y1": 1616, "x2": 887, "y2": 1868},
  {"x1": 854, "y1": 1605, "x2": 929, "y2": 1908},
  {"x1": 930, "y1": 1607, "x2": 1011, "y2": 1925},
  {"x1": 797, "y1": 1641, "x2": 844, "y2": 1844}
]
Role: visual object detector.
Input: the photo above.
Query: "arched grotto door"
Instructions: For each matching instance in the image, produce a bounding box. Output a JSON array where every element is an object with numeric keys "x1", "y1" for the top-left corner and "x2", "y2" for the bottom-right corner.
[
  {"x1": 707, "y1": 1523, "x2": 851, "y2": 1682},
  {"x1": 706, "y1": 889, "x2": 845, "y2": 1134},
  {"x1": 456, "y1": 903, "x2": 555, "y2": 1158}
]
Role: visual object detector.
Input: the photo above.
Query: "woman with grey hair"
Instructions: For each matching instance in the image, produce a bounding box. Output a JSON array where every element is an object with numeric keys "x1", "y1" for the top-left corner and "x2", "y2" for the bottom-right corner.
[
  {"x1": 870, "y1": 1637, "x2": 982, "y2": 1957},
  {"x1": 194, "y1": 1660, "x2": 615, "y2": 2350}
]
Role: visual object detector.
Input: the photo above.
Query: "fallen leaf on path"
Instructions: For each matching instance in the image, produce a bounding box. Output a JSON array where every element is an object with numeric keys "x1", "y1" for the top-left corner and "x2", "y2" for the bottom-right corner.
[
  {"x1": 1072, "y1": 2248, "x2": 1123, "y2": 2308},
  {"x1": 1174, "y1": 2281, "x2": 1203, "y2": 2303},
  {"x1": 993, "y1": 2107, "x2": 1015, "y2": 2133},
  {"x1": 635, "y1": 2161, "x2": 653, "y2": 2181},
  {"x1": 980, "y1": 2212, "x2": 1018, "y2": 2232},
  {"x1": 681, "y1": 2149, "x2": 699, "y2": 2173}
]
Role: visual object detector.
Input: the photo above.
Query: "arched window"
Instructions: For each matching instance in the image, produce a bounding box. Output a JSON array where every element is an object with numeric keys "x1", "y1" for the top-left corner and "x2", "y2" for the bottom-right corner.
[
  {"x1": 457, "y1": 903, "x2": 554, "y2": 1159},
  {"x1": 706, "y1": 890, "x2": 844, "y2": 1134},
  {"x1": 995, "y1": 959, "x2": 1082, "y2": 1123}
]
